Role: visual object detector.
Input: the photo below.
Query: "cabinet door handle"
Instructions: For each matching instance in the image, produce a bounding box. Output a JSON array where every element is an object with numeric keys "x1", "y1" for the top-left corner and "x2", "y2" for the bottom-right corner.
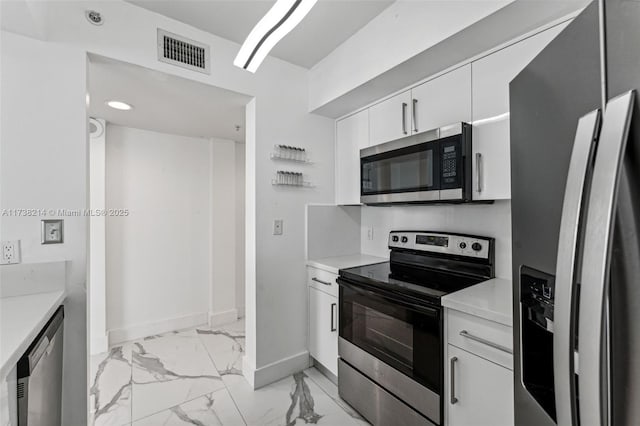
[
  {"x1": 412, "y1": 99, "x2": 418, "y2": 132},
  {"x1": 450, "y1": 356, "x2": 458, "y2": 405},
  {"x1": 475, "y1": 152, "x2": 483, "y2": 192},
  {"x1": 460, "y1": 330, "x2": 512, "y2": 354},
  {"x1": 402, "y1": 102, "x2": 408, "y2": 135},
  {"x1": 330, "y1": 303, "x2": 337, "y2": 332},
  {"x1": 312, "y1": 277, "x2": 332, "y2": 286}
]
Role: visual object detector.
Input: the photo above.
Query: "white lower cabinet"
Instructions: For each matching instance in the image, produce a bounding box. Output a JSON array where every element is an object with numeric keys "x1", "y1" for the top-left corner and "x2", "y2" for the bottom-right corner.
[
  {"x1": 445, "y1": 308, "x2": 514, "y2": 426},
  {"x1": 446, "y1": 345, "x2": 514, "y2": 426},
  {"x1": 308, "y1": 285, "x2": 338, "y2": 376}
]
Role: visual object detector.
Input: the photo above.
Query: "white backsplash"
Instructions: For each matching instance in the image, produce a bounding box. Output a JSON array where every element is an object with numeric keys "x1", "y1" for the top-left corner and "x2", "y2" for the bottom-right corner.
[{"x1": 360, "y1": 201, "x2": 512, "y2": 279}]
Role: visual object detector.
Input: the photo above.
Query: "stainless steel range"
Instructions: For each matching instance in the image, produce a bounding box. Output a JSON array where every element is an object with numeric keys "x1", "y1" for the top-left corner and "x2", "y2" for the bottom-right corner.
[{"x1": 337, "y1": 231, "x2": 494, "y2": 426}]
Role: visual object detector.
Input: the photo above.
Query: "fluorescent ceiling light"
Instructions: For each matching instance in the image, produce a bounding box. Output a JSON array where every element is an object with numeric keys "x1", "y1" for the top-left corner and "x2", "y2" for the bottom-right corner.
[
  {"x1": 106, "y1": 100, "x2": 133, "y2": 111},
  {"x1": 234, "y1": 0, "x2": 318, "y2": 73}
]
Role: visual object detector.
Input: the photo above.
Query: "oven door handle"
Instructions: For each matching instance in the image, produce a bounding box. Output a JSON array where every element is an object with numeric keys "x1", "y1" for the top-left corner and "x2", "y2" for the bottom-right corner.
[{"x1": 337, "y1": 278, "x2": 439, "y2": 317}]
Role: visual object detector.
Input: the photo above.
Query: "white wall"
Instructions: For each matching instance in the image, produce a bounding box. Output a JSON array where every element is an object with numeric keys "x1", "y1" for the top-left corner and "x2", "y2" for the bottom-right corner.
[
  {"x1": 308, "y1": 0, "x2": 512, "y2": 111},
  {"x1": 0, "y1": 31, "x2": 88, "y2": 426},
  {"x1": 235, "y1": 144, "x2": 246, "y2": 317},
  {"x1": 105, "y1": 125, "x2": 242, "y2": 343},
  {"x1": 209, "y1": 138, "x2": 240, "y2": 326},
  {"x1": 89, "y1": 118, "x2": 108, "y2": 354},
  {"x1": 360, "y1": 202, "x2": 513, "y2": 279}
]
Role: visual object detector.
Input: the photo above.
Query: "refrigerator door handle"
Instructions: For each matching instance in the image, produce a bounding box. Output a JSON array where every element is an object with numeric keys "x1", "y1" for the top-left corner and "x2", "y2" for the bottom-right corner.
[
  {"x1": 578, "y1": 90, "x2": 635, "y2": 426},
  {"x1": 553, "y1": 109, "x2": 601, "y2": 426}
]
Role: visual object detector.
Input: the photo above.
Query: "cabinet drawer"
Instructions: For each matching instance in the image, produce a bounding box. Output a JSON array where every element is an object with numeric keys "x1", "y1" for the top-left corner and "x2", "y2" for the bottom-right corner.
[
  {"x1": 307, "y1": 267, "x2": 338, "y2": 297},
  {"x1": 447, "y1": 309, "x2": 513, "y2": 370}
]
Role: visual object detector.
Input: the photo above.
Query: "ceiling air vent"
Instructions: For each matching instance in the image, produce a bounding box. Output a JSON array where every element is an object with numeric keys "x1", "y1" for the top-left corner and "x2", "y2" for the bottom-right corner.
[{"x1": 157, "y1": 29, "x2": 210, "y2": 74}]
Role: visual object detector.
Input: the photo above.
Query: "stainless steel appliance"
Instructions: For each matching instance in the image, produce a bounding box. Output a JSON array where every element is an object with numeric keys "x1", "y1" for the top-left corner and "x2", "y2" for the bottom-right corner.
[
  {"x1": 337, "y1": 231, "x2": 494, "y2": 426},
  {"x1": 360, "y1": 123, "x2": 472, "y2": 204},
  {"x1": 17, "y1": 306, "x2": 64, "y2": 426},
  {"x1": 511, "y1": 1, "x2": 640, "y2": 424}
]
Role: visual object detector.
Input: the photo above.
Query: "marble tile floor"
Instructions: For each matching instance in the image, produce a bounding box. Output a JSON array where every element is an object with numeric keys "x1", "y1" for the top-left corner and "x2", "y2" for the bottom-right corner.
[{"x1": 90, "y1": 319, "x2": 369, "y2": 426}]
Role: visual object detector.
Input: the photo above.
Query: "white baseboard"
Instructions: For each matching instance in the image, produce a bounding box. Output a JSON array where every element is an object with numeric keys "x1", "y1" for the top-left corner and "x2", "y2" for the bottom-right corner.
[
  {"x1": 236, "y1": 305, "x2": 245, "y2": 319},
  {"x1": 244, "y1": 350, "x2": 312, "y2": 389},
  {"x1": 242, "y1": 356, "x2": 256, "y2": 388},
  {"x1": 108, "y1": 312, "x2": 208, "y2": 345},
  {"x1": 208, "y1": 308, "x2": 238, "y2": 327},
  {"x1": 90, "y1": 333, "x2": 109, "y2": 356}
]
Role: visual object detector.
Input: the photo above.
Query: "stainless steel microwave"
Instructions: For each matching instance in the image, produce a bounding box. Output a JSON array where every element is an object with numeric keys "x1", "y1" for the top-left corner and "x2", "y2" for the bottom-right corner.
[{"x1": 360, "y1": 122, "x2": 472, "y2": 204}]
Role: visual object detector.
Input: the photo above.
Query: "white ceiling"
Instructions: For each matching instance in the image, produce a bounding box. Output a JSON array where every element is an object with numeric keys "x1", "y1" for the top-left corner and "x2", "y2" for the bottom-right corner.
[
  {"x1": 125, "y1": 0, "x2": 395, "y2": 69},
  {"x1": 88, "y1": 55, "x2": 250, "y2": 141}
]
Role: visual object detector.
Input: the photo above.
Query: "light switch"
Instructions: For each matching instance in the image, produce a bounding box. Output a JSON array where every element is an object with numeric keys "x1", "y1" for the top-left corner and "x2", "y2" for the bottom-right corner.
[
  {"x1": 273, "y1": 219, "x2": 283, "y2": 235},
  {"x1": 41, "y1": 219, "x2": 64, "y2": 244}
]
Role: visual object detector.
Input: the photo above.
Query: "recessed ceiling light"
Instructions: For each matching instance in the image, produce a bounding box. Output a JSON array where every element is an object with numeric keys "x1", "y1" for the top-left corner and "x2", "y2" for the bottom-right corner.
[
  {"x1": 234, "y1": 0, "x2": 318, "y2": 73},
  {"x1": 105, "y1": 100, "x2": 133, "y2": 111}
]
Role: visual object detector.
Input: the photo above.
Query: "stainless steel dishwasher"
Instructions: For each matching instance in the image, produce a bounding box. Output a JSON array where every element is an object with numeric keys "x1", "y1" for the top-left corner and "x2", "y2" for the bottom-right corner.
[{"x1": 17, "y1": 305, "x2": 64, "y2": 426}]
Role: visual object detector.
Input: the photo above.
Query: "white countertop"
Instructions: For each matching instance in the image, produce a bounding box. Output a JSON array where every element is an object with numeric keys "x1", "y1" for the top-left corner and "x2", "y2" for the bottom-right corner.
[
  {"x1": 306, "y1": 254, "x2": 388, "y2": 274},
  {"x1": 0, "y1": 290, "x2": 66, "y2": 379},
  {"x1": 441, "y1": 278, "x2": 513, "y2": 327}
]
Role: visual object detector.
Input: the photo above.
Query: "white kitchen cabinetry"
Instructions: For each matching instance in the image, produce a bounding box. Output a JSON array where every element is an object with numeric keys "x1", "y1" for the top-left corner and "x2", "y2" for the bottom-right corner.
[
  {"x1": 308, "y1": 267, "x2": 338, "y2": 376},
  {"x1": 369, "y1": 90, "x2": 412, "y2": 145},
  {"x1": 445, "y1": 308, "x2": 514, "y2": 426},
  {"x1": 447, "y1": 344, "x2": 514, "y2": 426},
  {"x1": 471, "y1": 25, "x2": 565, "y2": 200},
  {"x1": 336, "y1": 110, "x2": 369, "y2": 205},
  {"x1": 411, "y1": 65, "x2": 471, "y2": 134}
]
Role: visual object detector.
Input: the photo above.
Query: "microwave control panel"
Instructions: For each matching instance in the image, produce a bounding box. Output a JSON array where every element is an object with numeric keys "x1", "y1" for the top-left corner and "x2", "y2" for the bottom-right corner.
[{"x1": 442, "y1": 145, "x2": 457, "y2": 180}]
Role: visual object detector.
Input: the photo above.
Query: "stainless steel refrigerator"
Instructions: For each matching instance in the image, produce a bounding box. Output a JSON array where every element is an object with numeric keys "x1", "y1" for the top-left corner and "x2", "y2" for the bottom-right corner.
[{"x1": 510, "y1": 0, "x2": 640, "y2": 425}]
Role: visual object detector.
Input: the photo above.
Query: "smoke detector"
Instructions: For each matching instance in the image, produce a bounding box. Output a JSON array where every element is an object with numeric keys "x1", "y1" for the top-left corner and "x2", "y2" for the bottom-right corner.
[{"x1": 85, "y1": 10, "x2": 103, "y2": 26}]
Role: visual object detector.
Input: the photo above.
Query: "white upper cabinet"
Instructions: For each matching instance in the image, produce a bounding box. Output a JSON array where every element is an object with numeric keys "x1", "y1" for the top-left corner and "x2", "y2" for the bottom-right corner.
[
  {"x1": 411, "y1": 65, "x2": 472, "y2": 133},
  {"x1": 368, "y1": 90, "x2": 412, "y2": 145},
  {"x1": 336, "y1": 110, "x2": 369, "y2": 205},
  {"x1": 471, "y1": 25, "x2": 565, "y2": 200}
]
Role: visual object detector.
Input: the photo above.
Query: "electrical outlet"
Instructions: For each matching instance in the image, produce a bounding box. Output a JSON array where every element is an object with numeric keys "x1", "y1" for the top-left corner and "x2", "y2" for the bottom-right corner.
[
  {"x1": 273, "y1": 219, "x2": 283, "y2": 236},
  {"x1": 1, "y1": 240, "x2": 21, "y2": 265},
  {"x1": 367, "y1": 226, "x2": 374, "y2": 241}
]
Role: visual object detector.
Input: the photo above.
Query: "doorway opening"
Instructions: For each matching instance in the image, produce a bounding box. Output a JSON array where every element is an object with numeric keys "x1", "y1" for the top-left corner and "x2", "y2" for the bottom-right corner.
[{"x1": 87, "y1": 55, "x2": 250, "y2": 425}]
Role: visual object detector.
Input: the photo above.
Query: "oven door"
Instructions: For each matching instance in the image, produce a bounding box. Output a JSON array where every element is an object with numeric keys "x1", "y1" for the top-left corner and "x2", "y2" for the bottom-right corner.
[
  {"x1": 337, "y1": 277, "x2": 442, "y2": 423},
  {"x1": 360, "y1": 136, "x2": 440, "y2": 204}
]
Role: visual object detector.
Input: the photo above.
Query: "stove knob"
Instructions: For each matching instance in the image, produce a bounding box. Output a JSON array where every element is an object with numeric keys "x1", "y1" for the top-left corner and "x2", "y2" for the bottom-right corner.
[
  {"x1": 472, "y1": 242, "x2": 482, "y2": 252},
  {"x1": 459, "y1": 242, "x2": 467, "y2": 249},
  {"x1": 392, "y1": 236, "x2": 399, "y2": 242},
  {"x1": 401, "y1": 236, "x2": 409, "y2": 243}
]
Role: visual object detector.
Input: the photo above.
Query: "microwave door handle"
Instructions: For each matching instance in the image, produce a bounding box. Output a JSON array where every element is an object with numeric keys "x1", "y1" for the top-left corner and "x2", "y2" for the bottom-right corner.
[
  {"x1": 475, "y1": 153, "x2": 482, "y2": 193},
  {"x1": 402, "y1": 102, "x2": 408, "y2": 135},
  {"x1": 412, "y1": 98, "x2": 418, "y2": 133},
  {"x1": 553, "y1": 109, "x2": 601, "y2": 426},
  {"x1": 578, "y1": 91, "x2": 635, "y2": 426}
]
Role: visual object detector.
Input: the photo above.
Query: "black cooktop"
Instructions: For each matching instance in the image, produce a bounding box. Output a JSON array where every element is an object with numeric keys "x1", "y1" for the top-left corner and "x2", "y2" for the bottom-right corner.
[{"x1": 339, "y1": 260, "x2": 486, "y2": 304}]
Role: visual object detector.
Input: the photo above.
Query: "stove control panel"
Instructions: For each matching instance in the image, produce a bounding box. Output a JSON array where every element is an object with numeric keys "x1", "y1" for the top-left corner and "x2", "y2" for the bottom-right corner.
[{"x1": 388, "y1": 231, "x2": 492, "y2": 259}]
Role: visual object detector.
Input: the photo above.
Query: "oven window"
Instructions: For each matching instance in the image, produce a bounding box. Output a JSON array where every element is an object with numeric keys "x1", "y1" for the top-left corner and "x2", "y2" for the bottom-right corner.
[
  {"x1": 354, "y1": 302, "x2": 414, "y2": 369},
  {"x1": 361, "y1": 142, "x2": 437, "y2": 195},
  {"x1": 340, "y1": 283, "x2": 441, "y2": 392}
]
